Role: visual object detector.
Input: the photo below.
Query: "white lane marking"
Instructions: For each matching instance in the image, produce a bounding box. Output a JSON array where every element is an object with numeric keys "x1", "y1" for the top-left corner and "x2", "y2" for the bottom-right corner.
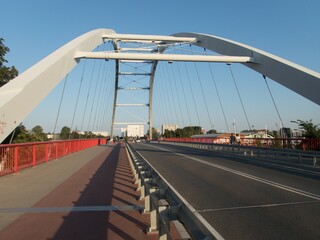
[
  {"x1": 198, "y1": 200, "x2": 320, "y2": 213},
  {"x1": 135, "y1": 145, "x2": 225, "y2": 240},
  {"x1": 0, "y1": 205, "x2": 143, "y2": 214},
  {"x1": 148, "y1": 144, "x2": 320, "y2": 201}
]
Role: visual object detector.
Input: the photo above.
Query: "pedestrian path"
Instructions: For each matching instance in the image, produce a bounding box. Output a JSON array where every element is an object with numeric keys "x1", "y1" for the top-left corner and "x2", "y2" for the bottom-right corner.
[{"x1": 0, "y1": 143, "x2": 159, "y2": 239}]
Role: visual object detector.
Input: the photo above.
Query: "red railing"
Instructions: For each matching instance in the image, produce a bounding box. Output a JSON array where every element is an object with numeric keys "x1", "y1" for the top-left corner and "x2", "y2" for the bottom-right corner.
[
  {"x1": 163, "y1": 137, "x2": 320, "y2": 151},
  {"x1": 0, "y1": 138, "x2": 106, "y2": 177}
]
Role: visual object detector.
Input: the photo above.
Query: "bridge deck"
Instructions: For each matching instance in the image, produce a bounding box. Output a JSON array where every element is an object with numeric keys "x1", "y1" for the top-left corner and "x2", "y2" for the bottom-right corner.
[{"x1": 0, "y1": 143, "x2": 159, "y2": 239}]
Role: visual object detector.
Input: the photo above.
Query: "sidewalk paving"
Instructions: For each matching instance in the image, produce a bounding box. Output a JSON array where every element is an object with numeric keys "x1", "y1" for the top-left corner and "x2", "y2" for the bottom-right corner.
[{"x1": 0, "y1": 143, "x2": 160, "y2": 239}]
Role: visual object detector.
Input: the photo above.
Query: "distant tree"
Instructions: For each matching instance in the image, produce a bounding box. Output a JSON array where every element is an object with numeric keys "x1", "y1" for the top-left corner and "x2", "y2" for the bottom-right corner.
[
  {"x1": 31, "y1": 125, "x2": 48, "y2": 141},
  {"x1": 206, "y1": 129, "x2": 217, "y2": 134},
  {"x1": 146, "y1": 127, "x2": 159, "y2": 140},
  {"x1": 0, "y1": 38, "x2": 18, "y2": 87},
  {"x1": 2, "y1": 123, "x2": 40, "y2": 143},
  {"x1": 60, "y1": 126, "x2": 71, "y2": 140},
  {"x1": 291, "y1": 119, "x2": 320, "y2": 139},
  {"x1": 163, "y1": 129, "x2": 176, "y2": 138},
  {"x1": 182, "y1": 126, "x2": 202, "y2": 136},
  {"x1": 163, "y1": 126, "x2": 202, "y2": 138},
  {"x1": 70, "y1": 131, "x2": 80, "y2": 139}
]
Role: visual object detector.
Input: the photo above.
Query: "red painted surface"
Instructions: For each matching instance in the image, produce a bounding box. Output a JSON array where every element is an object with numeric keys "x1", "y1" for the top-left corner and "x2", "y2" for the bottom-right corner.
[
  {"x1": 0, "y1": 138, "x2": 107, "y2": 176},
  {"x1": 0, "y1": 143, "x2": 161, "y2": 239}
]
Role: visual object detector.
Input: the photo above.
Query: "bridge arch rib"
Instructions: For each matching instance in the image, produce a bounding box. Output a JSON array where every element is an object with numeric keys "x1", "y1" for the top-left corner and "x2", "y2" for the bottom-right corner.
[
  {"x1": 0, "y1": 28, "x2": 319, "y2": 143},
  {"x1": 0, "y1": 29, "x2": 116, "y2": 143},
  {"x1": 173, "y1": 32, "x2": 320, "y2": 106}
]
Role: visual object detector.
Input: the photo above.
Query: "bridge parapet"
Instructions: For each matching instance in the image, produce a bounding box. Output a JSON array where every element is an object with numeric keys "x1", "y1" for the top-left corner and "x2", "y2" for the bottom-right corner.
[{"x1": 0, "y1": 138, "x2": 106, "y2": 176}]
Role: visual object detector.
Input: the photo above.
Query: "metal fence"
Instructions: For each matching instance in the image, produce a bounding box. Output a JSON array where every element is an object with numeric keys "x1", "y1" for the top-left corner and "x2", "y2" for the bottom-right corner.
[
  {"x1": 162, "y1": 139, "x2": 320, "y2": 169},
  {"x1": 163, "y1": 137, "x2": 320, "y2": 151},
  {"x1": 0, "y1": 138, "x2": 106, "y2": 176}
]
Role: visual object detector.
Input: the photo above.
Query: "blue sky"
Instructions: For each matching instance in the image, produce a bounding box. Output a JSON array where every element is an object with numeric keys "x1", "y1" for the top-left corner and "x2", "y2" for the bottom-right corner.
[{"x1": 1, "y1": 0, "x2": 319, "y2": 135}]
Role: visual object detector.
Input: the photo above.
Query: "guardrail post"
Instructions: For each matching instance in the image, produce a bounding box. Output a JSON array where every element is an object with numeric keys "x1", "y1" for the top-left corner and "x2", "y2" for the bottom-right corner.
[
  {"x1": 32, "y1": 145, "x2": 36, "y2": 167},
  {"x1": 45, "y1": 144, "x2": 49, "y2": 162},
  {"x1": 144, "y1": 183, "x2": 152, "y2": 213},
  {"x1": 159, "y1": 199, "x2": 170, "y2": 240},
  {"x1": 14, "y1": 146, "x2": 19, "y2": 174},
  {"x1": 149, "y1": 187, "x2": 159, "y2": 232}
]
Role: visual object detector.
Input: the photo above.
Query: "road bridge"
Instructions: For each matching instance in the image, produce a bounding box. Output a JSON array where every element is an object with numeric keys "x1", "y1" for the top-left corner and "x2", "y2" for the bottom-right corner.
[
  {"x1": 1, "y1": 141, "x2": 319, "y2": 239},
  {"x1": 0, "y1": 29, "x2": 320, "y2": 239}
]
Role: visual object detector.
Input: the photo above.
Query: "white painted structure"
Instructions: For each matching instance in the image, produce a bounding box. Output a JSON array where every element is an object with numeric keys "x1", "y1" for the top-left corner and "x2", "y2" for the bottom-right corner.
[
  {"x1": 127, "y1": 125, "x2": 144, "y2": 137},
  {"x1": 162, "y1": 124, "x2": 179, "y2": 134},
  {"x1": 0, "y1": 28, "x2": 319, "y2": 143}
]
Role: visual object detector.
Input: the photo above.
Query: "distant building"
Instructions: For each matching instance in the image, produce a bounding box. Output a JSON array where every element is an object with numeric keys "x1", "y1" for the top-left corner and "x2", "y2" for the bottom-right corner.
[
  {"x1": 120, "y1": 128, "x2": 127, "y2": 138},
  {"x1": 92, "y1": 131, "x2": 109, "y2": 137},
  {"x1": 127, "y1": 125, "x2": 144, "y2": 137},
  {"x1": 162, "y1": 124, "x2": 178, "y2": 135}
]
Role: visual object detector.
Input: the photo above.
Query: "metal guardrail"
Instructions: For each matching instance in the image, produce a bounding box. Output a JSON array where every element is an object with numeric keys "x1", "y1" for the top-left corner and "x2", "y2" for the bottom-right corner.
[
  {"x1": 162, "y1": 141, "x2": 320, "y2": 170},
  {"x1": 125, "y1": 143, "x2": 224, "y2": 240}
]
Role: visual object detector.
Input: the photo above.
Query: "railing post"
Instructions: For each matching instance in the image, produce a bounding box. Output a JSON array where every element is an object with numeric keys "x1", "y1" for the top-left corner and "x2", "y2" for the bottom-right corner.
[
  {"x1": 14, "y1": 146, "x2": 19, "y2": 174},
  {"x1": 46, "y1": 144, "x2": 49, "y2": 162},
  {"x1": 56, "y1": 143, "x2": 58, "y2": 159},
  {"x1": 32, "y1": 145, "x2": 36, "y2": 167}
]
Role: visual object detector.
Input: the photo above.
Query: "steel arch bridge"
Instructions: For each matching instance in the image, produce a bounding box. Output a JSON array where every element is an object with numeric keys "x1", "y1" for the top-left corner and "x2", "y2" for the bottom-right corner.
[{"x1": 0, "y1": 28, "x2": 319, "y2": 143}]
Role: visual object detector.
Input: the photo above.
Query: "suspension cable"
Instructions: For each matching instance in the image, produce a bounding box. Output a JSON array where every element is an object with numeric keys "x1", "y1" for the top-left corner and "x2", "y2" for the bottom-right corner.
[
  {"x1": 159, "y1": 67, "x2": 174, "y2": 123},
  {"x1": 263, "y1": 75, "x2": 285, "y2": 131},
  {"x1": 69, "y1": 60, "x2": 87, "y2": 139},
  {"x1": 52, "y1": 74, "x2": 69, "y2": 139},
  {"x1": 227, "y1": 64, "x2": 252, "y2": 131},
  {"x1": 100, "y1": 63, "x2": 114, "y2": 135},
  {"x1": 177, "y1": 63, "x2": 192, "y2": 125},
  {"x1": 183, "y1": 61, "x2": 201, "y2": 126},
  {"x1": 164, "y1": 64, "x2": 179, "y2": 124},
  {"x1": 169, "y1": 64, "x2": 185, "y2": 127},
  {"x1": 208, "y1": 62, "x2": 230, "y2": 132},
  {"x1": 92, "y1": 60, "x2": 106, "y2": 133},
  {"x1": 193, "y1": 60, "x2": 214, "y2": 130},
  {"x1": 79, "y1": 58, "x2": 97, "y2": 138}
]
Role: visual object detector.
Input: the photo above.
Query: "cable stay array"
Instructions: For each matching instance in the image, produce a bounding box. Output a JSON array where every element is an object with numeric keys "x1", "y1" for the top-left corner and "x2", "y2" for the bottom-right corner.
[{"x1": 73, "y1": 33, "x2": 258, "y2": 140}]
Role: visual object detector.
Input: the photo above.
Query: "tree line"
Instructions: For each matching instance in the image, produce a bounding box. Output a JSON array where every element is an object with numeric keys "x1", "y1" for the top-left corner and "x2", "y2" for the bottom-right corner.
[{"x1": 1, "y1": 124, "x2": 106, "y2": 144}]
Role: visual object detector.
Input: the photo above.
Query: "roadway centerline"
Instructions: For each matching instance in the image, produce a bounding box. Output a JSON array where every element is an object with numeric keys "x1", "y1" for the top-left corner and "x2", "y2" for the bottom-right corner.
[
  {"x1": 146, "y1": 144, "x2": 320, "y2": 201},
  {"x1": 197, "y1": 200, "x2": 320, "y2": 213},
  {"x1": 0, "y1": 205, "x2": 144, "y2": 214}
]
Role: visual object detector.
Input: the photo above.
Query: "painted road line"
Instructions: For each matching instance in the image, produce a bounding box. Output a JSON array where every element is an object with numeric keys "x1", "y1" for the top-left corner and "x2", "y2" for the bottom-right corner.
[
  {"x1": 148, "y1": 144, "x2": 320, "y2": 201},
  {"x1": 198, "y1": 200, "x2": 320, "y2": 213}
]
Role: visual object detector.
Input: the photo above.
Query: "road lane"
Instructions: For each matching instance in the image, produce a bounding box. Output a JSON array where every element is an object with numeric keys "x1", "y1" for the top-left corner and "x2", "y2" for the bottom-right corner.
[{"x1": 132, "y1": 142, "x2": 320, "y2": 240}]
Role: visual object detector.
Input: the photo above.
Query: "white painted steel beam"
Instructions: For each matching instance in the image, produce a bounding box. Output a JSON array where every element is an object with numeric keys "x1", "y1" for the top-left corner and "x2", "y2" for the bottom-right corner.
[
  {"x1": 118, "y1": 87, "x2": 150, "y2": 90},
  {"x1": 116, "y1": 103, "x2": 148, "y2": 106},
  {"x1": 119, "y1": 48, "x2": 155, "y2": 52},
  {"x1": 103, "y1": 34, "x2": 197, "y2": 43},
  {"x1": 120, "y1": 60, "x2": 154, "y2": 63},
  {"x1": 75, "y1": 52, "x2": 255, "y2": 63},
  {"x1": 119, "y1": 72, "x2": 151, "y2": 76},
  {"x1": 114, "y1": 122, "x2": 147, "y2": 125}
]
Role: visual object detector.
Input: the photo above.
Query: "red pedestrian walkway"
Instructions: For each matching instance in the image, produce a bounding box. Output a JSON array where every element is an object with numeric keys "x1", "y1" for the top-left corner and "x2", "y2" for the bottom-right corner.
[{"x1": 0, "y1": 143, "x2": 159, "y2": 239}]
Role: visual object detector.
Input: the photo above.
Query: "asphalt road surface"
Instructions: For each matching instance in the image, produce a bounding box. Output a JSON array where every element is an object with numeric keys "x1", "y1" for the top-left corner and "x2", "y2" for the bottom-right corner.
[{"x1": 131, "y1": 142, "x2": 320, "y2": 240}]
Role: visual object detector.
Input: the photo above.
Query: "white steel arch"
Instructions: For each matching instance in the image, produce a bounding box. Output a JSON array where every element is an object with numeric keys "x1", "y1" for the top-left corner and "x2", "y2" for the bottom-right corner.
[
  {"x1": 0, "y1": 29, "x2": 116, "y2": 143},
  {"x1": 0, "y1": 29, "x2": 319, "y2": 143},
  {"x1": 173, "y1": 32, "x2": 320, "y2": 106}
]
